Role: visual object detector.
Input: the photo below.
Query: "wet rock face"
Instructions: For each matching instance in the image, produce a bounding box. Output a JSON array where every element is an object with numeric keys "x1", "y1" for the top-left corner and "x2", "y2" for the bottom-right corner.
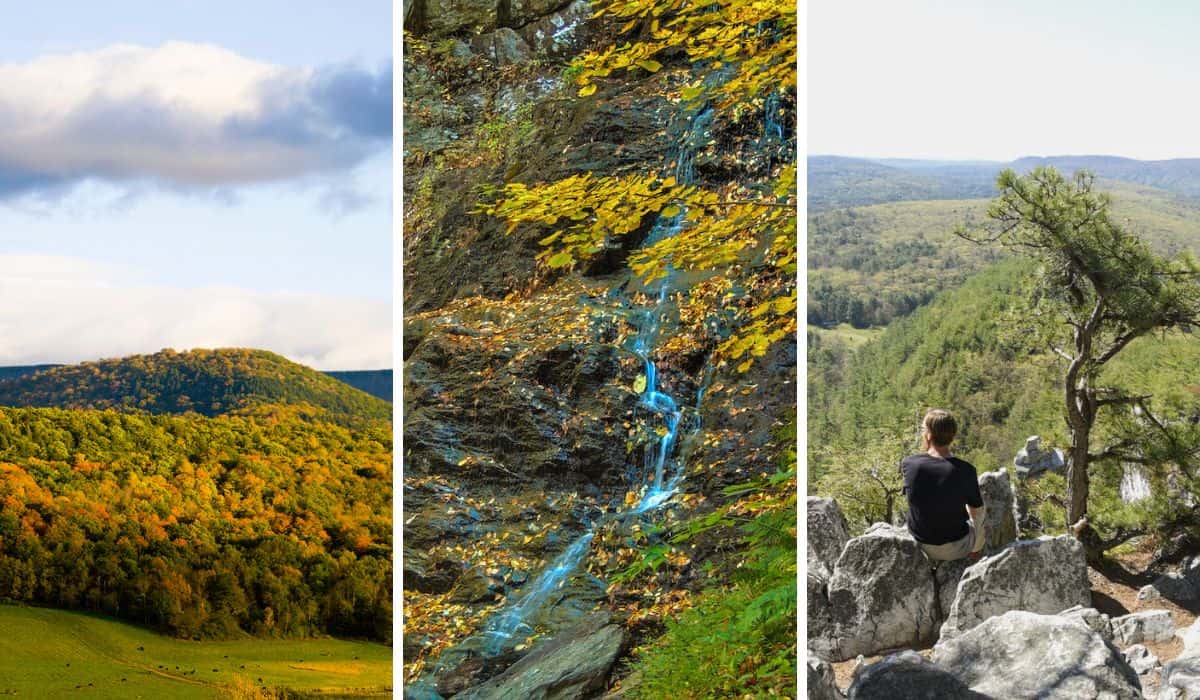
[
  {"x1": 847, "y1": 650, "x2": 985, "y2": 700},
  {"x1": 940, "y1": 535, "x2": 1090, "y2": 639},
  {"x1": 933, "y1": 611, "x2": 1143, "y2": 699},
  {"x1": 454, "y1": 611, "x2": 624, "y2": 700},
  {"x1": 807, "y1": 497, "x2": 850, "y2": 579}
]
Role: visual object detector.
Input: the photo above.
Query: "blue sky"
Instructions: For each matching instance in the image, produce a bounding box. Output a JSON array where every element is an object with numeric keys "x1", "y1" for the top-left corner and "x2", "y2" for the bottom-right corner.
[
  {"x1": 809, "y1": 0, "x2": 1200, "y2": 161},
  {"x1": 0, "y1": 1, "x2": 391, "y2": 369}
]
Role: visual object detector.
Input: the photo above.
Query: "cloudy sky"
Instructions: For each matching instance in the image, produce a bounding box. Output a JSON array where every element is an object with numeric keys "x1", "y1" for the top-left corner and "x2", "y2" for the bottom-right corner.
[
  {"x1": 0, "y1": 1, "x2": 391, "y2": 369},
  {"x1": 809, "y1": 0, "x2": 1200, "y2": 161}
]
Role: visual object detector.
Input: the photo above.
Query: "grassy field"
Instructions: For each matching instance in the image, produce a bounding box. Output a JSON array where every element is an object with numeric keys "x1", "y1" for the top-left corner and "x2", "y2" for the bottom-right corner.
[
  {"x1": 0, "y1": 605, "x2": 392, "y2": 698},
  {"x1": 807, "y1": 323, "x2": 884, "y2": 349}
]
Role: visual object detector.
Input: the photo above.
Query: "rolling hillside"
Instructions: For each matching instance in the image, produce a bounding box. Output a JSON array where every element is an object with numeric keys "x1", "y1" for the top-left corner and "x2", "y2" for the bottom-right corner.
[
  {"x1": 0, "y1": 349, "x2": 391, "y2": 422},
  {"x1": 808, "y1": 179, "x2": 1200, "y2": 328},
  {"x1": 0, "y1": 605, "x2": 391, "y2": 699}
]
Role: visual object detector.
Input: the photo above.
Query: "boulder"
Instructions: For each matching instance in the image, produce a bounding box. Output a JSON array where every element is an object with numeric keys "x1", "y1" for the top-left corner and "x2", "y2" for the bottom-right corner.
[
  {"x1": 1013, "y1": 435, "x2": 1065, "y2": 478},
  {"x1": 807, "y1": 651, "x2": 842, "y2": 700},
  {"x1": 940, "y1": 536, "x2": 1090, "y2": 638},
  {"x1": 808, "y1": 572, "x2": 838, "y2": 657},
  {"x1": 518, "y1": 0, "x2": 592, "y2": 59},
  {"x1": 1111, "y1": 610, "x2": 1175, "y2": 646},
  {"x1": 977, "y1": 469, "x2": 1018, "y2": 552},
  {"x1": 823, "y1": 523, "x2": 939, "y2": 660},
  {"x1": 1160, "y1": 656, "x2": 1200, "y2": 700},
  {"x1": 1180, "y1": 618, "x2": 1200, "y2": 655},
  {"x1": 469, "y1": 28, "x2": 531, "y2": 65},
  {"x1": 454, "y1": 612, "x2": 623, "y2": 700},
  {"x1": 508, "y1": 0, "x2": 573, "y2": 26},
  {"x1": 933, "y1": 610, "x2": 1142, "y2": 699},
  {"x1": 421, "y1": 0, "x2": 500, "y2": 36},
  {"x1": 1059, "y1": 605, "x2": 1114, "y2": 642},
  {"x1": 1123, "y1": 644, "x2": 1161, "y2": 675},
  {"x1": 846, "y1": 650, "x2": 986, "y2": 699},
  {"x1": 1140, "y1": 557, "x2": 1200, "y2": 603},
  {"x1": 807, "y1": 497, "x2": 850, "y2": 579}
]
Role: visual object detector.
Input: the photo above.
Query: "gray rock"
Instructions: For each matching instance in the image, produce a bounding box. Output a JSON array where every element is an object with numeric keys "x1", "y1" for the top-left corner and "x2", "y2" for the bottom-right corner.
[
  {"x1": 847, "y1": 650, "x2": 987, "y2": 699},
  {"x1": 933, "y1": 610, "x2": 1142, "y2": 699},
  {"x1": 508, "y1": 0, "x2": 573, "y2": 26},
  {"x1": 1123, "y1": 644, "x2": 1161, "y2": 675},
  {"x1": 1160, "y1": 656, "x2": 1200, "y2": 699},
  {"x1": 1142, "y1": 558, "x2": 1200, "y2": 603},
  {"x1": 421, "y1": 0, "x2": 501, "y2": 36},
  {"x1": 454, "y1": 612, "x2": 622, "y2": 700},
  {"x1": 807, "y1": 497, "x2": 851, "y2": 579},
  {"x1": 1176, "y1": 618, "x2": 1200, "y2": 656},
  {"x1": 1121, "y1": 463, "x2": 1153, "y2": 502},
  {"x1": 823, "y1": 523, "x2": 940, "y2": 661},
  {"x1": 519, "y1": 0, "x2": 592, "y2": 59},
  {"x1": 808, "y1": 571, "x2": 838, "y2": 657},
  {"x1": 1111, "y1": 610, "x2": 1175, "y2": 646},
  {"x1": 941, "y1": 536, "x2": 1090, "y2": 638},
  {"x1": 1013, "y1": 435, "x2": 1065, "y2": 478},
  {"x1": 978, "y1": 469, "x2": 1018, "y2": 552},
  {"x1": 469, "y1": 28, "x2": 531, "y2": 65},
  {"x1": 807, "y1": 651, "x2": 843, "y2": 700},
  {"x1": 1059, "y1": 605, "x2": 1114, "y2": 642}
]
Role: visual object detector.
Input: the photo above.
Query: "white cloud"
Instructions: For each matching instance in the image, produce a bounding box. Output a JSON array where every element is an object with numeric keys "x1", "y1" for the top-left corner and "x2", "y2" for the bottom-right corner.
[
  {"x1": 0, "y1": 255, "x2": 391, "y2": 370},
  {"x1": 0, "y1": 42, "x2": 391, "y2": 197}
]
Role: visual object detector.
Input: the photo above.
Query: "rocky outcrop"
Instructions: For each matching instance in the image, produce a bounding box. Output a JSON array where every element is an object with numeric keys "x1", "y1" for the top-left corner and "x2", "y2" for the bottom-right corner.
[
  {"x1": 1111, "y1": 610, "x2": 1175, "y2": 646},
  {"x1": 454, "y1": 612, "x2": 623, "y2": 700},
  {"x1": 978, "y1": 468, "x2": 1017, "y2": 552},
  {"x1": 940, "y1": 536, "x2": 1090, "y2": 638},
  {"x1": 932, "y1": 610, "x2": 1142, "y2": 699},
  {"x1": 807, "y1": 497, "x2": 850, "y2": 579},
  {"x1": 807, "y1": 651, "x2": 842, "y2": 700},
  {"x1": 846, "y1": 650, "x2": 985, "y2": 699},
  {"x1": 1159, "y1": 618, "x2": 1200, "y2": 699},
  {"x1": 1060, "y1": 605, "x2": 1115, "y2": 642},
  {"x1": 1013, "y1": 435, "x2": 1065, "y2": 478},
  {"x1": 1124, "y1": 644, "x2": 1161, "y2": 675},
  {"x1": 819, "y1": 524, "x2": 940, "y2": 661},
  {"x1": 1140, "y1": 556, "x2": 1200, "y2": 603}
]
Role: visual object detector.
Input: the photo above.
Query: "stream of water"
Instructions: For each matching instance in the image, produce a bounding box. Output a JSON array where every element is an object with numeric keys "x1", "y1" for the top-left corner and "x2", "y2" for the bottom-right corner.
[{"x1": 409, "y1": 53, "x2": 781, "y2": 696}]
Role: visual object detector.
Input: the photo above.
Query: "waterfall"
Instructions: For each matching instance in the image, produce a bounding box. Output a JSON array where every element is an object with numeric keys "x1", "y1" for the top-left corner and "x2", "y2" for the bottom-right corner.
[{"x1": 1120, "y1": 464, "x2": 1152, "y2": 503}]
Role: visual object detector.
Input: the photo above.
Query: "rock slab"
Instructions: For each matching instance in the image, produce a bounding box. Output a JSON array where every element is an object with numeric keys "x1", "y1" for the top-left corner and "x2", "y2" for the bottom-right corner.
[
  {"x1": 846, "y1": 650, "x2": 985, "y2": 699},
  {"x1": 454, "y1": 611, "x2": 623, "y2": 700},
  {"x1": 807, "y1": 497, "x2": 850, "y2": 579},
  {"x1": 1111, "y1": 609, "x2": 1175, "y2": 646},
  {"x1": 933, "y1": 610, "x2": 1142, "y2": 699},
  {"x1": 822, "y1": 523, "x2": 940, "y2": 661},
  {"x1": 941, "y1": 535, "x2": 1090, "y2": 638},
  {"x1": 977, "y1": 469, "x2": 1018, "y2": 552}
]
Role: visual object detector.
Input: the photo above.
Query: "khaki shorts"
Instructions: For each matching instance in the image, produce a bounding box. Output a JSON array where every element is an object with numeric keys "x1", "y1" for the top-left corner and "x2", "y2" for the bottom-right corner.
[{"x1": 919, "y1": 521, "x2": 979, "y2": 562}]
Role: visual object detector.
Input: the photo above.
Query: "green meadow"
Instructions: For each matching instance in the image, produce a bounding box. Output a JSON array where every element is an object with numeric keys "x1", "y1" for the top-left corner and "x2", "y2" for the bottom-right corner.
[{"x1": 0, "y1": 605, "x2": 391, "y2": 698}]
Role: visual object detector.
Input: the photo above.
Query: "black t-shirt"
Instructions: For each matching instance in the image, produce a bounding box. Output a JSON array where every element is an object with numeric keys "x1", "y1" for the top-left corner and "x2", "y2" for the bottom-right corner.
[{"x1": 901, "y1": 453, "x2": 984, "y2": 545}]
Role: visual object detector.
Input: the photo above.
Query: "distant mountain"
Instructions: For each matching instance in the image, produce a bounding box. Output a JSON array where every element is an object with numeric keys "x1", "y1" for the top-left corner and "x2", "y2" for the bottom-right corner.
[
  {"x1": 0, "y1": 364, "x2": 58, "y2": 382},
  {"x1": 807, "y1": 155, "x2": 997, "y2": 210},
  {"x1": 1011, "y1": 155, "x2": 1200, "y2": 199},
  {"x1": 811, "y1": 154, "x2": 1200, "y2": 211},
  {"x1": 325, "y1": 369, "x2": 393, "y2": 402},
  {"x1": 0, "y1": 348, "x2": 391, "y2": 421}
]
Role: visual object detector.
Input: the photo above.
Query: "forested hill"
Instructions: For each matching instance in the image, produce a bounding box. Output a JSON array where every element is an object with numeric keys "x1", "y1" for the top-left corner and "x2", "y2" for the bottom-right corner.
[
  {"x1": 0, "y1": 348, "x2": 390, "y2": 422},
  {"x1": 324, "y1": 369, "x2": 393, "y2": 402}
]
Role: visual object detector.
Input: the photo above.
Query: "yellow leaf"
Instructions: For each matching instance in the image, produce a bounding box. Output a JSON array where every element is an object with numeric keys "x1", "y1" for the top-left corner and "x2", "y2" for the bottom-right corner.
[
  {"x1": 579, "y1": 83, "x2": 598, "y2": 97},
  {"x1": 636, "y1": 59, "x2": 663, "y2": 72},
  {"x1": 633, "y1": 374, "x2": 647, "y2": 393}
]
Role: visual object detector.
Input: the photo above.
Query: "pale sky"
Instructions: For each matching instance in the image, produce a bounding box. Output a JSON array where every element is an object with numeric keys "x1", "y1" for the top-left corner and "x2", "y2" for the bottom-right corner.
[
  {"x1": 808, "y1": 0, "x2": 1200, "y2": 161},
  {"x1": 0, "y1": 2, "x2": 392, "y2": 369}
]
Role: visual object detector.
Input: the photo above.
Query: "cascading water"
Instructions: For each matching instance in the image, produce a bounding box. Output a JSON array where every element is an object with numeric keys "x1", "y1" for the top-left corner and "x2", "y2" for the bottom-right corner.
[{"x1": 409, "y1": 57, "x2": 779, "y2": 697}]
